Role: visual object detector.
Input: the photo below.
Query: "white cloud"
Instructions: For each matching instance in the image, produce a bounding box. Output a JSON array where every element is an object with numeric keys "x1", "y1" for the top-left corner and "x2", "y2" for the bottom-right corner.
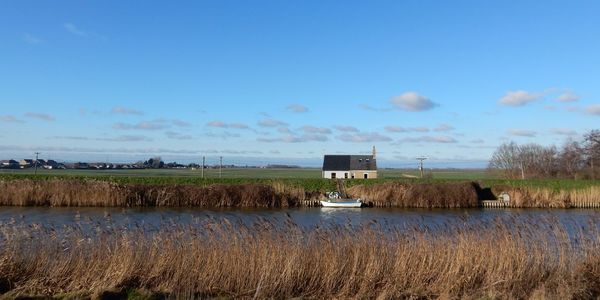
[
  {"x1": 207, "y1": 121, "x2": 249, "y2": 129},
  {"x1": 97, "y1": 135, "x2": 152, "y2": 142},
  {"x1": 556, "y1": 91, "x2": 579, "y2": 102},
  {"x1": 390, "y1": 92, "x2": 437, "y2": 112},
  {"x1": 469, "y1": 139, "x2": 484, "y2": 144},
  {"x1": 172, "y1": 119, "x2": 191, "y2": 127},
  {"x1": 338, "y1": 132, "x2": 392, "y2": 143},
  {"x1": 433, "y1": 124, "x2": 454, "y2": 132},
  {"x1": 111, "y1": 106, "x2": 144, "y2": 115},
  {"x1": 286, "y1": 104, "x2": 309, "y2": 113},
  {"x1": 24, "y1": 112, "x2": 55, "y2": 121},
  {"x1": 499, "y1": 90, "x2": 542, "y2": 107},
  {"x1": 166, "y1": 131, "x2": 193, "y2": 140},
  {"x1": 359, "y1": 104, "x2": 393, "y2": 112},
  {"x1": 585, "y1": 104, "x2": 600, "y2": 116},
  {"x1": 0, "y1": 115, "x2": 25, "y2": 123},
  {"x1": 258, "y1": 133, "x2": 328, "y2": 143},
  {"x1": 52, "y1": 136, "x2": 89, "y2": 140},
  {"x1": 385, "y1": 126, "x2": 429, "y2": 133},
  {"x1": 0, "y1": 145, "x2": 197, "y2": 154},
  {"x1": 22, "y1": 33, "x2": 43, "y2": 45},
  {"x1": 507, "y1": 129, "x2": 537, "y2": 137},
  {"x1": 64, "y1": 23, "x2": 87, "y2": 36},
  {"x1": 204, "y1": 131, "x2": 241, "y2": 139},
  {"x1": 550, "y1": 128, "x2": 577, "y2": 136},
  {"x1": 397, "y1": 136, "x2": 458, "y2": 144},
  {"x1": 113, "y1": 120, "x2": 168, "y2": 130},
  {"x1": 333, "y1": 125, "x2": 359, "y2": 132},
  {"x1": 300, "y1": 125, "x2": 331, "y2": 134},
  {"x1": 258, "y1": 118, "x2": 289, "y2": 127}
]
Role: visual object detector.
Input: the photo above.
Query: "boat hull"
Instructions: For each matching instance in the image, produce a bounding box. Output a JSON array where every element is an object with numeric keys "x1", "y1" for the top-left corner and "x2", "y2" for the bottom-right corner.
[{"x1": 320, "y1": 200, "x2": 362, "y2": 208}]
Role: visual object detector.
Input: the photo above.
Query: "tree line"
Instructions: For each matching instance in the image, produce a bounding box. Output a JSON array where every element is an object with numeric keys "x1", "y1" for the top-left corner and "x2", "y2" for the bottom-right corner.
[{"x1": 489, "y1": 129, "x2": 600, "y2": 179}]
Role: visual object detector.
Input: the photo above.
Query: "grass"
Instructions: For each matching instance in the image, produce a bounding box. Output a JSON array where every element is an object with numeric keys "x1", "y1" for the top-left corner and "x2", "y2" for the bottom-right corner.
[
  {"x1": 1, "y1": 216, "x2": 600, "y2": 298},
  {"x1": 0, "y1": 167, "x2": 499, "y2": 180}
]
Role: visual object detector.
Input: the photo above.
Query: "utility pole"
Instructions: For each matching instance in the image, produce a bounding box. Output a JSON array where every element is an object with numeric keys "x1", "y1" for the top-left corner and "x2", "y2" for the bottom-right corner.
[
  {"x1": 416, "y1": 156, "x2": 427, "y2": 178},
  {"x1": 219, "y1": 156, "x2": 223, "y2": 178},
  {"x1": 202, "y1": 156, "x2": 205, "y2": 179},
  {"x1": 34, "y1": 152, "x2": 40, "y2": 175}
]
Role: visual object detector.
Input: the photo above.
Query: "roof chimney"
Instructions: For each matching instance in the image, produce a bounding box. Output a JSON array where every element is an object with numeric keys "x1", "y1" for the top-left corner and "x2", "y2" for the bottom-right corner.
[{"x1": 372, "y1": 146, "x2": 376, "y2": 159}]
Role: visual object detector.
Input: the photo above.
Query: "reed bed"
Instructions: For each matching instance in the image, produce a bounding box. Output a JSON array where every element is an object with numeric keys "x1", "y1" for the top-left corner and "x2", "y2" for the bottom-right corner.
[
  {"x1": 2, "y1": 178, "x2": 600, "y2": 208},
  {"x1": 0, "y1": 216, "x2": 599, "y2": 299},
  {"x1": 491, "y1": 186, "x2": 600, "y2": 208},
  {"x1": 0, "y1": 179, "x2": 304, "y2": 208},
  {"x1": 346, "y1": 181, "x2": 480, "y2": 208}
]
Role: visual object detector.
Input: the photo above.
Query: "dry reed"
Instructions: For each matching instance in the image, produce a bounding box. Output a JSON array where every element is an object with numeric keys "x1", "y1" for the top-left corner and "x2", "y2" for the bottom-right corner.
[
  {"x1": 0, "y1": 216, "x2": 599, "y2": 299},
  {"x1": 2, "y1": 179, "x2": 600, "y2": 209},
  {"x1": 491, "y1": 186, "x2": 600, "y2": 208},
  {"x1": 346, "y1": 181, "x2": 480, "y2": 208},
  {"x1": 0, "y1": 179, "x2": 303, "y2": 208}
]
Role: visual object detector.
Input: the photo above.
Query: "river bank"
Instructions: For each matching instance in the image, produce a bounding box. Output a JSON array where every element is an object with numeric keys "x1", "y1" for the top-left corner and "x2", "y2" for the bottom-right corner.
[{"x1": 0, "y1": 176, "x2": 599, "y2": 208}]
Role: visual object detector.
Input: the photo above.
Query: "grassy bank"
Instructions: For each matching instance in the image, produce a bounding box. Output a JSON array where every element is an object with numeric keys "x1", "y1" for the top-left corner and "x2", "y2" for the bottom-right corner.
[
  {"x1": 1, "y1": 217, "x2": 599, "y2": 299},
  {"x1": 1, "y1": 175, "x2": 600, "y2": 208}
]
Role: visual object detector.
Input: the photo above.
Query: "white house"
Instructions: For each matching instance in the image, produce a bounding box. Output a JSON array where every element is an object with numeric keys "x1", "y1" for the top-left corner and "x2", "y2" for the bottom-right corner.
[{"x1": 322, "y1": 147, "x2": 378, "y2": 179}]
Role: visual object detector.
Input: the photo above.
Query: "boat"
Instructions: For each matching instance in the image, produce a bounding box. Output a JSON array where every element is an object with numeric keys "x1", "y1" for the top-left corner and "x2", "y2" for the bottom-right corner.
[{"x1": 320, "y1": 192, "x2": 362, "y2": 208}]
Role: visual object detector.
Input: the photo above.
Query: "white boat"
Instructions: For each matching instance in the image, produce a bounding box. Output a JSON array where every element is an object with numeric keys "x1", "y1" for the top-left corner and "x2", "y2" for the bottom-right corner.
[
  {"x1": 320, "y1": 191, "x2": 362, "y2": 208},
  {"x1": 320, "y1": 199, "x2": 362, "y2": 208}
]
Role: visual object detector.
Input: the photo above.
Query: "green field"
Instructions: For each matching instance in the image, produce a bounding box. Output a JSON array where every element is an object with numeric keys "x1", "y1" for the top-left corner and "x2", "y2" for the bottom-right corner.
[
  {"x1": 2, "y1": 168, "x2": 599, "y2": 191},
  {"x1": 0, "y1": 167, "x2": 498, "y2": 180}
]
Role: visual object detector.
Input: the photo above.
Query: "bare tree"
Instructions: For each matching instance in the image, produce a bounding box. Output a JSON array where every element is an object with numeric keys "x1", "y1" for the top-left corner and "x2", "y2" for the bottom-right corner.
[
  {"x1": 489, "y1": 142, "x2": 521, "y2": 179},
  {"x1": 583, "y1": 130, "x2": 600, "y2": 179},
  {"x1": 558, "y1": 140, "x2": 584, "y2": 178}
]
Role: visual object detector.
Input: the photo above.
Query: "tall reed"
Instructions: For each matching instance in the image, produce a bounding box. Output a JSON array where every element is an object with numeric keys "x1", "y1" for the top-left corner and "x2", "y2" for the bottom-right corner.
[
  {"x1": 346, "y1": 181, "x2": 480, "y2": 208},
  {"x1": 0, "y1": 216, "x2": 599, "y2": 298}
]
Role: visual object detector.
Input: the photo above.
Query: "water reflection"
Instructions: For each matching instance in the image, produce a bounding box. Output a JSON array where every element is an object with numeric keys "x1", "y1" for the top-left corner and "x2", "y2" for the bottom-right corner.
[{"x1": 1, "y1": 206, "x2": 599, "y2": 233}]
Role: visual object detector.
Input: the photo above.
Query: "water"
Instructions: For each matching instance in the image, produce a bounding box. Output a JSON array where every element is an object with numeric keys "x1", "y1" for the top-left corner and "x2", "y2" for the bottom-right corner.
[{"x1": 1, "y1": 206, "x2": 599, "y2": 233}]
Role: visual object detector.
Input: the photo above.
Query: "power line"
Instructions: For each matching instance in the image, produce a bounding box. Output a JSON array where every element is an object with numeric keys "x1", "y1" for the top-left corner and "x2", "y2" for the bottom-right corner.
[
  {"x1": 416, "y1": 156, "x2": 428, "y2": 178},
  {"x1": 34, "y1": 152, "x2": 40, "y2": 175}
]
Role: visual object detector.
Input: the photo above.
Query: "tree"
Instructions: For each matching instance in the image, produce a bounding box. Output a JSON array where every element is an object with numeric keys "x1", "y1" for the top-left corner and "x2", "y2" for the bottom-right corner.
[
  {"x1": 145, "y1": 157, "x2": 164, "y2": 169},
  {"x1": 558, "y1": 140, "x2": 584, "y2": 178},
  {"x1": 489, "y1": 141, "x2": 521, "y2": 179},
  {"x1": 583, "y1": 130, "x2": 600, "y2": 179}
]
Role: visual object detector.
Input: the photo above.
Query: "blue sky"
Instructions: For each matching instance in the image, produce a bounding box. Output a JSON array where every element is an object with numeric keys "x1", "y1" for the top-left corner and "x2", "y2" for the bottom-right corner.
[{"x1": 1, "y1": 1, "x2": 599, "y2": 167}]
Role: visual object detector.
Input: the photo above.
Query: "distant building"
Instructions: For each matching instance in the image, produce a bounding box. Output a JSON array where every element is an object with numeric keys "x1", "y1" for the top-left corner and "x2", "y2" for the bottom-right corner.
[
  {"x1": 322, "y1": 146, "x2": 378, "y2": 179},
  {"x1": 19, "y1": 159, "x2": 33, "y2": 168},
  {"x1": 0, "y1": 160, "x2": 19, "y2": 169}
]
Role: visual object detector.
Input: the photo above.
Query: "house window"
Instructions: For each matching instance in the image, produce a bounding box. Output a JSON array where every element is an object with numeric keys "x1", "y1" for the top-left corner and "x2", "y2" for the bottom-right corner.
[
  {"x1": 351, "y1": 173, "x2": 355, "y2": 179},
  {"x1": 363, "y1": 173, "x2": 368, "y2": 179},
  {"x1": 344, "y1": 173, "x2": 348, "y2": 179},
  {"x1": 331, "y1": 173, "x2": 336, "y2": 179}
]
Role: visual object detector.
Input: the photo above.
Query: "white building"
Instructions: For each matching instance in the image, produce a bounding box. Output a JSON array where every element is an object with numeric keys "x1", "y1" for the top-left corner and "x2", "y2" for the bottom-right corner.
[{"x1": 322, "y1": 147, "x2": 378, "y2": 179}]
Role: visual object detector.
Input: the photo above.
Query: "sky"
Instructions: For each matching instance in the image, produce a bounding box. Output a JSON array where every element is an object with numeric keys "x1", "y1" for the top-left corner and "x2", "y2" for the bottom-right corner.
[{"x1": 1, "y1": 1, "x2": 600, "y2": 168}]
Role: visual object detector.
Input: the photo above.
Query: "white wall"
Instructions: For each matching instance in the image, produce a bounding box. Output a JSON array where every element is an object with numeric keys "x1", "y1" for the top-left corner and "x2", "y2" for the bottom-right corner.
[
  {"x1": 322, "y1": 170, "x2": 350, "y2": 179},
  {"x1": 322, "y1": 170, "x2": 377, "y2": 179}
]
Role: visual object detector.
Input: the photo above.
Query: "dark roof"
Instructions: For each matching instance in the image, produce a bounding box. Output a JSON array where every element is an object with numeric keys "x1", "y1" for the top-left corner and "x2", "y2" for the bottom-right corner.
[{"x1": 322, "y1": 155, "x2": 377, "y2": 171}]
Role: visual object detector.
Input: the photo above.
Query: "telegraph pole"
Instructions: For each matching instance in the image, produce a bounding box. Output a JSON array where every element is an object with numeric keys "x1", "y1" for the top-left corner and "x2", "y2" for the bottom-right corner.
[
  {"x1": 416, "y1": 156, "x2": 428, "y2": 178},
  {"x1": 219, "y1": 156, "x2": 223, "y2": 178},
  {"x1": 34, "y1": 152, "x2": 40, "y2": 175},
  {"x1": 201, "y1": 156, "x2": 205, "y2": 179}
]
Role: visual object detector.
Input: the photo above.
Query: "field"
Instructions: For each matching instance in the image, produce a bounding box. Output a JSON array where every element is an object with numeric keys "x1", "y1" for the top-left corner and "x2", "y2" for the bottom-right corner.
[
  {"x1": 1, "y1": 167, "x2": 599, "y2": 190},
  {"x1": 0, "y1": 167, "x2": 500, "y2": 180}
]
